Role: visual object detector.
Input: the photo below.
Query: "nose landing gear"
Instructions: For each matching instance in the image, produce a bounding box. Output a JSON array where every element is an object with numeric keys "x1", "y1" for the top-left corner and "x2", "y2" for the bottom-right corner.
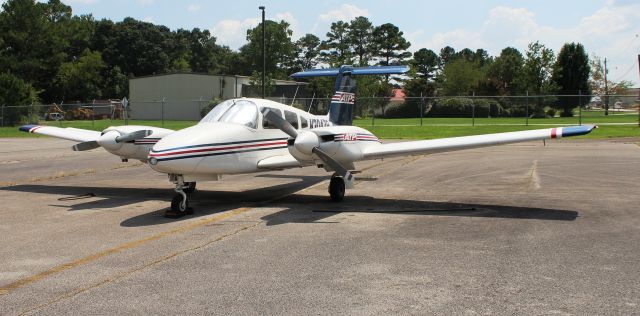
[{"x1": 166, "y1": 174, "x2": 194, "y2": 217}]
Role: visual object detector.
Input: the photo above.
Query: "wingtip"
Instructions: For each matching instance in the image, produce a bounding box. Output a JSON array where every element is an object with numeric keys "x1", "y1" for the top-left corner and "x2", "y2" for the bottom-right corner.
[
  {"x1": 18, "y1": 125, "x2": 39, "y2": 133},
  {"x1": 561, "y1": 125, "x2": 597, "y2": 137}
]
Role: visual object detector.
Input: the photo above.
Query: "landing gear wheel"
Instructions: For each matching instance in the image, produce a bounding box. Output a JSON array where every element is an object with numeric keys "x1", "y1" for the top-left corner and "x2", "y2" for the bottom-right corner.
[
  {"x1": 329, "y1": 176, "x2": 345, "y2": 202},
  {"x1": 184, "y1": 182, "x2": 197, "y2": 193},
  {"x1": 167, "y1": 193, "x2": 192, "y2": 217}
]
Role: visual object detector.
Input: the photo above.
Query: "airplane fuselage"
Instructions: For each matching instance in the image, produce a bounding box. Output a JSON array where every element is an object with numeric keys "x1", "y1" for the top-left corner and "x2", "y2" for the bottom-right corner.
[{"x1": 147, "y1": 98, "x2": 380, "y2": 180}]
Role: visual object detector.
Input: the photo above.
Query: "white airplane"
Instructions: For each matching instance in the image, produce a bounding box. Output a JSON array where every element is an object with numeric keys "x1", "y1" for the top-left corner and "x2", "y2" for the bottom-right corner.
[{"x1": 20, "y1": 65, "x2": 596, "y2": 216}]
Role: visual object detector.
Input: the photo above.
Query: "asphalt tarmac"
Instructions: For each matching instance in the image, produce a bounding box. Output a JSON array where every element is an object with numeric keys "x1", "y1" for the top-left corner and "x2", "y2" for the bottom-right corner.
[{"x1": 0, "y1": 137, "x2": 639, "y2": 315}]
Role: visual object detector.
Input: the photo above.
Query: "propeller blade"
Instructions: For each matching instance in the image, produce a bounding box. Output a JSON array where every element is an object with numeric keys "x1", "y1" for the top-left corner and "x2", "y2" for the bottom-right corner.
[
  {"x1": 261, "y1": 108, "x2": 298, "y2": 138},
  {"x1": 72, "y1": 141, "x2": 100, "y2": 151},
  {"x1": 115, "y1": 130, "x2": 153, "y2": 143},
  {"x1": 312, "y1": 147, "x2": 353, "y2": 182}
]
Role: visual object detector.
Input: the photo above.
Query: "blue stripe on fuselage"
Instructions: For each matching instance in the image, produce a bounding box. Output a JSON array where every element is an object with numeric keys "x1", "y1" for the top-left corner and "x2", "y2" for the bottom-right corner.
[{"x1": 150, "y1": 137, "x2": 289, "y2": 153}]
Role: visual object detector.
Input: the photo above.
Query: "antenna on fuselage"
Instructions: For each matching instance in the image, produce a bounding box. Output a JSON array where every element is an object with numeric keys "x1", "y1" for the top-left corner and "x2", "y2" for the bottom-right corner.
[
  {"x1": 290, "y1": 83, "x2": 300, "y2": 107},
  {"x1": 307, "y1": 92, "x2": 315, "y2": 113}
]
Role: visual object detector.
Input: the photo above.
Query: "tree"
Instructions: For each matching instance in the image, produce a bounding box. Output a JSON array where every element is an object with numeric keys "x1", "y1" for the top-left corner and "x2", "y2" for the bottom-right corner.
[
  {"x1": 0, "y1": 72, "x2": 38, "y2": 125},
  {"x1": 371, "y1": 23, "x2": 411, "y2": 67},
  {"x1": 239, "y1": 20, "x2": 295, "y2": 92},
  {"x1": 53, "y1": 49, "x2": 105, "y2": 101},
  {"x1": 551, "y1": 42, "x2": 590, "y2": 116},
  {"x1": 98, "y1": 18, "x2": 173, "y2": 77},
  {"x1": 347, "y1": 16, "x2": 374, "y2": 66},
  {"x1": 441, "y1": 58, "x2": 484, "y2": 96},
  {"x1": 320, "y1": 21, "x2": 352, "y2": 66},
  {"x1": 487, "y1": 47, "x2": 524, "y2": 95},
  {"x1": 522, "y1": 41, "x2": 557, "y2": 117},
  {"x1": 439, "y1": 46, "x2": 456, "y2": 69},
  {"x1": 293, "y1": 33, "x2": 320, "y2": 71},
  {"x1": 0, "y1": 0, "x2": 74, "y2": 102},
  {"x1": 411, "y1": 48, "x2": 439, "y2": 81},
  {"x1": 589, "y1": 54, "x2": 633, "y2": 96}
]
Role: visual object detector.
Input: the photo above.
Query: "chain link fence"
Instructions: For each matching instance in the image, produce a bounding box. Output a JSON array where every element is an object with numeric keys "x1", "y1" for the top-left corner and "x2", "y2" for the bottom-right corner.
[{"x1": 2, "y1": 94, "x2": 639, "y2": 128}]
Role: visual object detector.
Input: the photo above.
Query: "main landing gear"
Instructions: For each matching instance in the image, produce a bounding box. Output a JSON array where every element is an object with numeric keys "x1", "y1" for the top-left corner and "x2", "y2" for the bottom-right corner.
[
  {"x1": 329, "y1": 175, "x2": 345, "y2": 202},
  {"x1": 166, "y1": 174, "x2": 195, "y2": 217}
]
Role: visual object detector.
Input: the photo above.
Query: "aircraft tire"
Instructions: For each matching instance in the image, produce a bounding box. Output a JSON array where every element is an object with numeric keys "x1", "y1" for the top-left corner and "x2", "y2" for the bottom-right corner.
[
  {"x1": 329, "y1": 177, "x2": 345, "y2": 202},
  {"x1": 171, "y1": 194, "x2": 189, "y2": 213}
]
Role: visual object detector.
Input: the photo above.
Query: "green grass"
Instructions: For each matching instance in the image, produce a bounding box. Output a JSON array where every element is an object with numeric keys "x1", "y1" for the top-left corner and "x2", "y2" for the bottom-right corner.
[
  {"x1": 354, "y1": 110, "x2": 639, "y2": 126},
  {"x1": 1, "y1": 114, "x2": 638, "y2": 139}
]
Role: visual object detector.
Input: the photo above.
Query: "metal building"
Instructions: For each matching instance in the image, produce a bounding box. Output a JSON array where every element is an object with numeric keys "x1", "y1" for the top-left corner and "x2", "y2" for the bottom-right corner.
[{"x1": 128, "y1": 73, "x2": 306, "y2": 120}]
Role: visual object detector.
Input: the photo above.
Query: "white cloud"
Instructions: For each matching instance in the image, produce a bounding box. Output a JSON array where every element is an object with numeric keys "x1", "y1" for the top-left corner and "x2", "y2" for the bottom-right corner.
[
  {"x1": 414, "y1": 4, "x2": 640, "y2": 84},
  {"x1": 211, "y1": 17, "x2": 260, "y2": 50},
  {"x1": 274, "y1": 11, "x2": 300, "y2": 41},
  {"x1": 211, "y1": 11, "x2": 301, "y2": 50},
  {"x1": 313, "y1": 4, "x2": 368, "y2": 33},
  {"x1": 187, "y1": 4, "x2": 200, "y2": 13}
]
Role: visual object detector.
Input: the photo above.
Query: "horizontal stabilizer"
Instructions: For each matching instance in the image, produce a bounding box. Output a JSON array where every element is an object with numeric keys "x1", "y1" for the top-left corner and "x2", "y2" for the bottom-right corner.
[{"x1": 291, "y1": 65, "x2": 409, "y2": 78}]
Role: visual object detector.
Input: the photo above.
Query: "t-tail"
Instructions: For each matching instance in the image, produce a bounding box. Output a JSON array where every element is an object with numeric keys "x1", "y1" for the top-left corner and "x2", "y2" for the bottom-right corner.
[{"x1": 291, "y1": 65, "x2": 409, "y2": 126}]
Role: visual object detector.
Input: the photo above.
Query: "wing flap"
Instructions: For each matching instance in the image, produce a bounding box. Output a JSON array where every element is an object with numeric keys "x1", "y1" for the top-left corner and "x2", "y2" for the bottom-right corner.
[
  {"x1": 19, "y1": 125, "x2": 101, "y2": 143},
  {"x1": 362, "y1": 126, "x2": 596, "y2": 160},
  {"x1": 257, "y1": 154, "x2": 303, "y2": 170}
]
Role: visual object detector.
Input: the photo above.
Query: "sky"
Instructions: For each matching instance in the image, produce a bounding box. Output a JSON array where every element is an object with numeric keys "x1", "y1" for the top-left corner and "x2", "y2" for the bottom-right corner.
[{"x1": 8, "y1": 0, "x2": 640, "y2": 85}]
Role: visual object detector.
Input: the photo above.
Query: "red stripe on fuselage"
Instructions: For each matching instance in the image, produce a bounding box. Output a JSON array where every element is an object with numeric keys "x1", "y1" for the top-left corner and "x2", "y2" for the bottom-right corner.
[
  {"x1": 551, "y1": 128, "x2": 557, "y2": 139},
  {"x1": 149, "y1": 141, "x2": 287, "y2": 157}
]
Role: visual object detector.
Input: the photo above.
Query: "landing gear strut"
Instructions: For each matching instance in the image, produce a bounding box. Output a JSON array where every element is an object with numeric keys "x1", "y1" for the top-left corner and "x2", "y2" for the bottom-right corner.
[
  {"x1": 167, "y1": 174, "x2": 193, "y2": 217},
  {"x1": 329, "y1": 175, "x2": 345, "y2": 202}
]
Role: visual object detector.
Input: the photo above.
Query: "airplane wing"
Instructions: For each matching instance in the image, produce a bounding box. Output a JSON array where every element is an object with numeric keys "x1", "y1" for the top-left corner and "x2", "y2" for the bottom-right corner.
[
  {"x1": 19, "y1": 124, "x2": 101, "y2": 143},
  {"x1": 362, "y1": 126, "x2": 596, "y2": 160}
]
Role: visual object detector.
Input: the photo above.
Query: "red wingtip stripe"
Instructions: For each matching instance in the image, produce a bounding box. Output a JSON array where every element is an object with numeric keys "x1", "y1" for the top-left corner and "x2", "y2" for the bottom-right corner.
[{"x1": 551, "y1": 128, "x2": 557, "y2": 139}]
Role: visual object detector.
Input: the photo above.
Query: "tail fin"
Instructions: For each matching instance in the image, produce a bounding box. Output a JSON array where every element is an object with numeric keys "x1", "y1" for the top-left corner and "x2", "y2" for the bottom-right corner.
[{"x1": 291, "y1": 65, "x2": 409, "y2": 126}]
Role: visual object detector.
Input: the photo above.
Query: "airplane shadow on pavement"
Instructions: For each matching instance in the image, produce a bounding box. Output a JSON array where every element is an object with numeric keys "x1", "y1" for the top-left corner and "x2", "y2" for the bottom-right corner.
[{"x1": 1, "y1": 174, "x2": 578, "y2": 228}]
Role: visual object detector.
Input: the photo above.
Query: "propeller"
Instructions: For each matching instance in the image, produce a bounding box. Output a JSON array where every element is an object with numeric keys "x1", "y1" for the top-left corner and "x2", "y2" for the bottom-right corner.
[
  {"x1": 72, "y1": 129, "x2": 153, "y2": 151},
  {"x1": 261, "y1": 109, "x2": 353, "y2": 185}
]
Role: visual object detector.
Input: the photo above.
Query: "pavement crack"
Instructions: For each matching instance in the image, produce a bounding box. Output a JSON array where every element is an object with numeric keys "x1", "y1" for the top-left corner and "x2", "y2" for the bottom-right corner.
[{"x1": 19, "y1": 222, "x2": 261, "y2": 316}]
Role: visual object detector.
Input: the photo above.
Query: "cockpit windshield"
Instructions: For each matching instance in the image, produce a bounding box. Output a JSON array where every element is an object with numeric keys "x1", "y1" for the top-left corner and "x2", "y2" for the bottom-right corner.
[{"x1": 199, "y1": 99, "x2": 258, "y2": 129}]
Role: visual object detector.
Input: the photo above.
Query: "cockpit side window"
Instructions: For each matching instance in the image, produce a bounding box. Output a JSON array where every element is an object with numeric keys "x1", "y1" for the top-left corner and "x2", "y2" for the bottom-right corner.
[
  {"x1": 284, "y1": 110, "x2": 299, "y2": 129},
  {"x1": 300, "y1": 116, "x2": 308, "y2": 129},
  {"x1": 262, "y1": 107, "x2": 283, "y2": 129}
]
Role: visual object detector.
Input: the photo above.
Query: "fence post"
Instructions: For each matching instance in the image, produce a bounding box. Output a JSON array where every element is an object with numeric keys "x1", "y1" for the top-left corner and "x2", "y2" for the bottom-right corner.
[
  {"x1": 91, "y1": 99, "x2": 95, "y2": 128},
  {"x1": 1, "y1": 103, "x2": 4, "y2": 127},
  {"x1": 371, "y1": 95, "x2": 375, "y2": 127},
  {"x1": 578, "y1": 90, "x2": 582, "y2": 126},
  {"x1": 420, "y1": 93, "x2": 423, "y2": 127},
  {"x1": 471, "y1": 92, "x2": 475, "y2": 127},
  {"x1": 525, "y1": 91, "x2": 529, "y2": 126},
  {"x1": 161, "y1": 97, "x2": 165, "y2": 127}
]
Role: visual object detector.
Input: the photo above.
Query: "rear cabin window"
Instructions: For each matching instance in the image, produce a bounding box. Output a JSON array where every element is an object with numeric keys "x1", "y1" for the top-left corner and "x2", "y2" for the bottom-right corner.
[
  {"x1": 300, "y1": 117, "x2": 308, "y2": 129},
  {"x1": 262, "y1": 107, "x2": 283, "y2": 129},
  {"x1": 284, "y1": 111, "x2": 299, "y2": 129}
]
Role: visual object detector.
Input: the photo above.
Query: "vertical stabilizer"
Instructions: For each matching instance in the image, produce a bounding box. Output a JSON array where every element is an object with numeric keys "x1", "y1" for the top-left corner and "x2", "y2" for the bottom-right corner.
[{"x1": 290, "y1": 65, "x2": 409, "y2": 126}]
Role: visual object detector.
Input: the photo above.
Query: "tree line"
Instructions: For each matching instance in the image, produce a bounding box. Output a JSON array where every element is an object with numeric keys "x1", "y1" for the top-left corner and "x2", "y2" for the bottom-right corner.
[{"x1": 0, "y1": 0, "x2": 632, "y2": 124}]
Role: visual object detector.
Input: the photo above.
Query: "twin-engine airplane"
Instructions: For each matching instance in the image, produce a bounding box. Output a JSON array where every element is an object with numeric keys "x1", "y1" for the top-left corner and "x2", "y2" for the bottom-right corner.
[{"x1": 20, "y1": 65, "x2": 596, "y2": 216}]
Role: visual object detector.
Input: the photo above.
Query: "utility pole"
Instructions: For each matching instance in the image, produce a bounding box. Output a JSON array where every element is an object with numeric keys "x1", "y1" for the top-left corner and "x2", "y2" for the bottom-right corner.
[
  {"x1": 637, "y1": 54, "x2": 639, "y2": 127},
  {"x1": 259, "y1": 6, "x2": 266, "y2": 99},
  {"x1": 604, "y1": 58, "x2": 609, "y2": 116}
]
